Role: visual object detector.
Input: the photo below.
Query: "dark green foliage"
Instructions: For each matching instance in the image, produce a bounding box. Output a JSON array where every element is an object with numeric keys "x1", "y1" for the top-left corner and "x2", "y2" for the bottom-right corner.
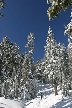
[{"x1": 47, "y1": 0, "x2": 72, "y2": 20}]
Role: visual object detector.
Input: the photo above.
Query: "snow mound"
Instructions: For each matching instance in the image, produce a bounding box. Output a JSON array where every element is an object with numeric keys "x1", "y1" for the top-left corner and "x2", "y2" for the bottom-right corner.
[{"x1": 0, "y1": 97, "x2": 25, "y2": 108}]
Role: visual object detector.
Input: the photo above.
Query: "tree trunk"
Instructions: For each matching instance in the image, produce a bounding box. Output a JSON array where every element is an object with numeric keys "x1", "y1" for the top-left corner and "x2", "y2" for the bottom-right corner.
[
  {"x1": 53, "y1": 79, "x2": 58, "y2": 96},
  {"x1": 14, "y1": 80, "x2": 18, "y2": 98},
  {"x1": 14, "y1": 86, "x2": 18, "y2": 98},
  {"x1": 4, "y1": 81, "x2": 8, "y2": 99},
  {"x1": 14, "y1": 67, "x2": 18, "y2": 99},
  {"x1": 60, "y1": 75, "x2": 62, "y2": 90},
  {"x1": 0, "y1": 80, "x2": 2, "y2": 97},
  {"x1": 52, "y1": 75, "x2": 54, "y2": 87},
  {"x1": 69, "y1": 81, "x2": 72, "y2": 90},
  {"x1": 54, "y1": 84, "x2": 58, "y2": 96}
]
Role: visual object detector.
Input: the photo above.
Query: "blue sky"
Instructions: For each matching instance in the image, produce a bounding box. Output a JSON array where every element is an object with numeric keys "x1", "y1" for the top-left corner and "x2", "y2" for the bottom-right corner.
[{"x1": 0, "y1": 0, "x2": 72, "y2": 62}]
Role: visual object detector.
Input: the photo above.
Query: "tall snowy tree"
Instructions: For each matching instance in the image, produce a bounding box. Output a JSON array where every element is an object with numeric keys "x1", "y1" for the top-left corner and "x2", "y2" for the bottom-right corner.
[
  {"x1": 22, "y1": 32, "x2": 37, "y2": 99},
  {"x1": 64, "y1": 9, "x2": 72, "y2": 95},
  {"x1": 0, "y1": 36, "x2": 22, "y2": 99},
  {"x1": 59, "y1": 44, "x2": 70, "y2": 96},
  {"x1": 0, "y1": 36, "x2": 13, "y2": 98},
  {"x1": 25, "y1": 32, "x2": 35, "y2": 78},
  {"x1": 21, "y1": 52, "x2": 31, "y2": 100},
  {"x1": 55, "y1": 43, "x2": 69, "y2": 92},
  {"x1": 11, "y1": 43, "x2": 22, "y2": 99},
  {"x1": 44, "y1": 26, "x2": 59, "y2": 95},
  {"x1": 64, "y1": 9, "x2": 72, "y2": 81}
]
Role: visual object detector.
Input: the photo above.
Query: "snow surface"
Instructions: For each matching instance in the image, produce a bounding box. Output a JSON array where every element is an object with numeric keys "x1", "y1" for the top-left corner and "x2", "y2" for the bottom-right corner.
[
  {"x1": 0, "y1": 83, "x2": 72, "y2": 108},
  {"x1": 26, "y1": 83, "x2": 72, "y2": 108}
]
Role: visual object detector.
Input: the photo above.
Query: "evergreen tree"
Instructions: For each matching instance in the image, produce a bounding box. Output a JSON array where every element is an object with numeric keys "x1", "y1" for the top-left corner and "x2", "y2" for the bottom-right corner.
[
  {"x1": 35, "y1": 58, "x2": 43, "y2": 82},
  {"x1": 63, "y1": 10, "x2": 72, "y2": 95},
  {"x1": 67, "y1": 43, "x2": 72, "y2": 90},
  {"x1": 44, "y1": 26, "x2": 59, "y2": 95},
  {"x1": 0, "y1": 36, "x2": 22, "y2": 99},
  {"x1": 23, "y1": 32, "x2": 37, "y2": 99},
  {"x1": 60, "y1": 44, "x2": 70, "y2": 96},
  {"x1": 21, "y1": 52, "x2": 31, "y2": 99},
  {"x1": 55, "y1": 43, "x2": 68, "y2": 92},
  {"x1": 0, "y1": 36, "x2": 13, "y2": 98},
  {"x1": 11, "y1": 43, "x2": 22, "y2": 99},
  {"x1": 25, "y1": 32, "x2": 35, "y2": 78}
]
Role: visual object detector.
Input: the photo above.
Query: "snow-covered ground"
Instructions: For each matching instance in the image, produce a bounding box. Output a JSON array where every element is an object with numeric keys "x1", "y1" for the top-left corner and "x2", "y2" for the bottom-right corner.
[
  {"x1": 0, "y1": 83, "x2": 72, "y2": 108},
  {"x1": 26, "y1": 83, "x2": 72, "y2": 108}
]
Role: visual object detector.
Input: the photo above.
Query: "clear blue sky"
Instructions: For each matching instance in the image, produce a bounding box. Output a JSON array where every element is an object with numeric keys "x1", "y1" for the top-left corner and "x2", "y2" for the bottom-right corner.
[{"x1": 0, "y1": 0, "x2": 72, "y2": 62}]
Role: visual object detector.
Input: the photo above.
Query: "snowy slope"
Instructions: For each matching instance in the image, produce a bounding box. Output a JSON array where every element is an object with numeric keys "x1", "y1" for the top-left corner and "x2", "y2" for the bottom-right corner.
[{"x1": 26, "y1": 83, "x2": 72, "y2": 108}]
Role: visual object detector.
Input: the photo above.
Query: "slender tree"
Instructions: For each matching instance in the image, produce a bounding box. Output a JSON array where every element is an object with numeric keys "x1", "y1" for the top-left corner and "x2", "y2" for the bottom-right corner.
[{"x1": 44, "y1": 26, "x2": 59, "y2": 95}]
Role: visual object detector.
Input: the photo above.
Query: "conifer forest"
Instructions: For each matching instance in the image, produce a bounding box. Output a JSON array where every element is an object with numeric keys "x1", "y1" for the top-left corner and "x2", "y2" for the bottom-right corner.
[{"x1": 1, "y1": 1, "x2": 72, "y2": 108}]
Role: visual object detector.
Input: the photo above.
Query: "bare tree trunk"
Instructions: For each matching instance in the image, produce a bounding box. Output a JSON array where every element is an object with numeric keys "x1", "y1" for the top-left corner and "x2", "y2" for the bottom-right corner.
[
  {"x1": 4, "y1": 80, "x2": 8, "y2": 99},
  {"x1": 14, "y1": 85, "x2": 18, "y2": 98},
  {"x1": 52, "y1": 75, "x2": 54, "y2": 87},
  {"x1": 0, "y1": 80, "x2": 1, "y2": 97},
  {"x1": 54, "y1": 84, "x2": 58, "y2": 96},
  {"x1": 14, "y1": 77, "x2": 18, "y2": 98},
  {"x1": 70, "y1": 81, "x2": 72, "y2": 90},
  {"x1": 60, "y1": 75, "x2": 62, "y2": 90},
  {"x1": 53, "y1": 79, "x2": 58, "y2": 96}
]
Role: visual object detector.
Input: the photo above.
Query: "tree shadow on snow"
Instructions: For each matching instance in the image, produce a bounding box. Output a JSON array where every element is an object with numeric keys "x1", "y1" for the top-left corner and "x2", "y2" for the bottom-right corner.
[
  {"x1": 26, "y1": 101, "x2": 33, "y2": 106},
  {"x1": 51, "y1": 96, "x2": 72, "y2": 108},
  {"x1": 37, "y1": 83, "x2": 54, "y2": 97}
]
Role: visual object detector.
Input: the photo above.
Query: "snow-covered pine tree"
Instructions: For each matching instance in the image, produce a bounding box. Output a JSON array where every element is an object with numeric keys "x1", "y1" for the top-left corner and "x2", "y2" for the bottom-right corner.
[
  {"x1": 58, "y1": 44, "x2": 69, "y2": 95},
  {"x1": 55, "y1": 42, "x2": 62, "y2": 90},
  {"x1": 0, "y1": 36, "x2": 14, "y2": 98},
  {"x1": 21, "y1": 52, "x2": 29, "y2": 83},
  {"x1": 55, "y1": 43, "x2": 68, "y2": 92},
  {"x1": 39, "y1": 54, "x2": 47, "y2": 84},
  {"x1": 24, "y1": 32, "x2": 37, "y2": 99},
  {"x1": 64, "y1": 51, "x2": 70, "y2": 96},
  {"x1": 35, "y1": 58, "x2": 43, "y2": 82},
  {"x1": 11, "y1": 43, "x2": 22, "y2": 99},
  {"x1": 64, "y1": 9, "x2": 72, "y2": 96},
  {"x1": 25, "y1": 32, "x2": 35, "y2": 78},
  {"x1": 21, "y1": 52, "x2": 30, "y2": 100},
  {"x1": 67, "y1": 42, "x2": 72, "y2": 90},
  {"x1": 0, "y1": 47, "x2": 3, "y2": 94},
  {"x1": 44, "y1": 26, "x2": 61, "y2": 95},
  {"x1": 41, "y1": 56, "x2": 48, "y2": 83},
  {"x1": 64, "y1": 9, "x2": 72, "y2": 91},
  {"x1": 0, "y1": 36, "x2": 22, "y2": 99}
]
